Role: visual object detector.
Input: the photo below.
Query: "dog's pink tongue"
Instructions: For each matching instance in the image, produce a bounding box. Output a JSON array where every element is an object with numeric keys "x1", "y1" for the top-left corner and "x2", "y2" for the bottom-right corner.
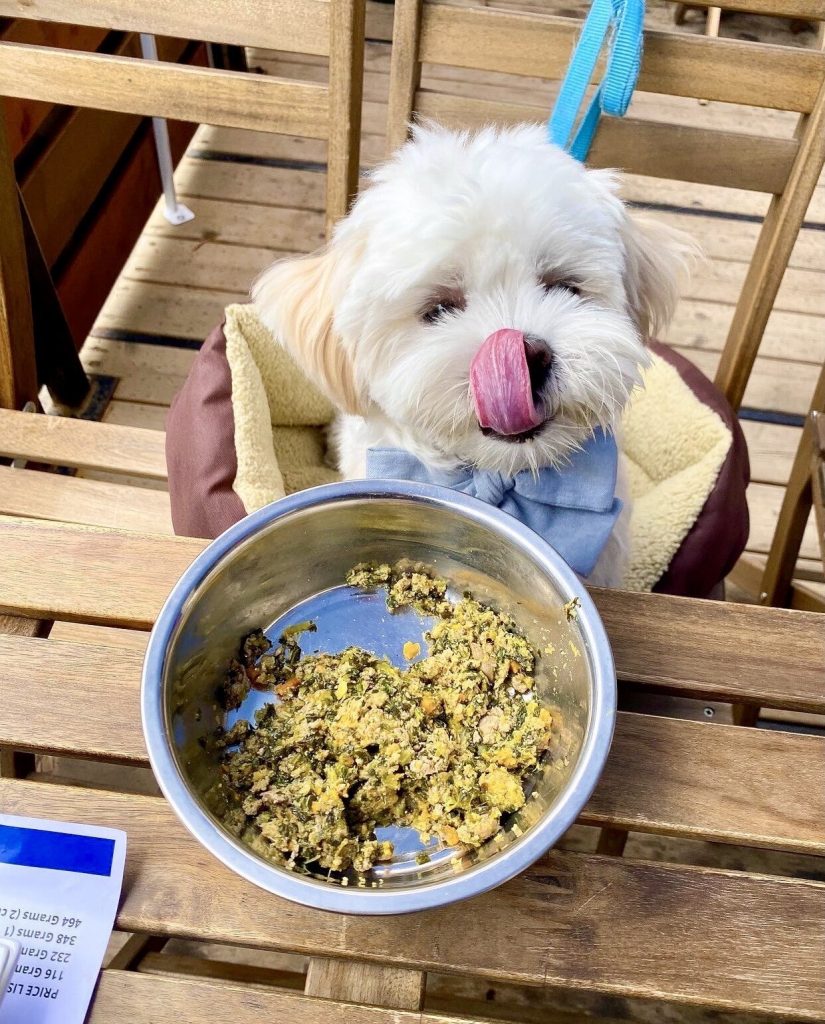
[{"x1": 470, "y1": 329, "x2": 544, "y2": 436}]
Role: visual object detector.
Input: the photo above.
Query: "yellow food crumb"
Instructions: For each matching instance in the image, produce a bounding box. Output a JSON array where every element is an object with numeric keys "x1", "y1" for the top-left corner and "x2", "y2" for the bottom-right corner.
[
  {"x1": 403, "y1": 641, "x2": 421, "y2": 661},
  {"x1": 492, "y1": 747, "x2": 517, "y2": 768},
  {"x1": 420, "y1": 694, "x2": 441, "y2": 717},
  {"x1": 481, "y1": 767, "x2": 526, "y2": 813}
]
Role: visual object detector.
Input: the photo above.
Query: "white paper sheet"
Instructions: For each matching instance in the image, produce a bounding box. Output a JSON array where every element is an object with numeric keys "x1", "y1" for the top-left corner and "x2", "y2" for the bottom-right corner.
[{"x1": 0, "y1": 815, "x2": 126, "y2": 1024}]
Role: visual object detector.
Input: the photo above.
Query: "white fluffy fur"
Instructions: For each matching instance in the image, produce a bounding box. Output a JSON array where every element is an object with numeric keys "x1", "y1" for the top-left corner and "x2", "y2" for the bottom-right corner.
[{"x1": 253, "y1": 123, "x2": 695, "y2": 587}]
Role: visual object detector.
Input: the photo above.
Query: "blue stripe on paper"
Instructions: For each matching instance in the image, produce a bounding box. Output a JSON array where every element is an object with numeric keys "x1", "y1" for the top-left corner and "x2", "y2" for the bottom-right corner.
[{"x1": 0, "y1": 824, "x2": 114, "y2": 877}]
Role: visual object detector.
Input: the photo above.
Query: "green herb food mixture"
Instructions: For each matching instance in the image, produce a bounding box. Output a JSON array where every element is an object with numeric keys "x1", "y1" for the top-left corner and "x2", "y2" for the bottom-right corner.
[{"x1": 215, "y1": 564, "x2": 555, "y2": 874}]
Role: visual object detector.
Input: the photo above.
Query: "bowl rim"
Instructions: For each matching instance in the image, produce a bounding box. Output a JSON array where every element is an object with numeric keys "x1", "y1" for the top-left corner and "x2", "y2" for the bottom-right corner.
[{"x1": 141, "y1": 479, "x2": 616, "y2": 915}]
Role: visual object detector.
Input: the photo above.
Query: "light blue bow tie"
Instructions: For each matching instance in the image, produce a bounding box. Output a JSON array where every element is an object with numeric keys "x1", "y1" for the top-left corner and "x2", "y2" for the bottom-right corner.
[{"x1": 366, "y1": 429, "x2": 622, "y2": 578}]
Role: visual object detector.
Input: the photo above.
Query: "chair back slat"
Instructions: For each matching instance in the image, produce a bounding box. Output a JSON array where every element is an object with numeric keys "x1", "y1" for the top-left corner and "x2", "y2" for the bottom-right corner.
[
  {"x1": 708, "y1": 0, "x2": 825, "y2": 17},
  {"x1": 416, "y1": 91, "x2": 797, "y2": 193},
  {"x1": 0, "y1": 0, "x2": 332, "y2": 55},
  {"x1": 419, "y1": 6, "x2": 825, "y2": 112},
  {"x1": 0, "y1": 44, "x2": 330, "y2": 136},
  {"x1": 326, "y1": 0, "x2": 367, "y2": 226}
]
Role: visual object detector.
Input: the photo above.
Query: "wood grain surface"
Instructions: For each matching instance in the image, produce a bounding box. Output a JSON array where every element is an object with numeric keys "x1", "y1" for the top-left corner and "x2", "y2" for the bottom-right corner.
[
  {"x1": 305, "y1": 957, "x2": 425, "y2": 1010},
  {"x1": 0, "y1": 44, "x2": 330, "y2": 137},
  {"x1": 0, "y1": 518, "x2": 203, "y2": 629},
  {"x1": 2, "y1": 634, "x2": 822, "y2": 852},
  {"x1": 0, "y1": 518, "x2": 823, "y2": 710},
  {"x1": 715, "y1": 79, "x2": 825, "y2": 410},
  {"x1": 592, "y1": 588, "x2": 825, "y2": 712},
  {"x1": 325, "y1": 0, "x2": 366, "y2": 228},
  {"x1": 0, "y1": 0, "x2": 332, "y2": 56},
  {"x1": 414, "y1": 92, "x2": 796, "y2": 193},
  {"x1": 0, "y1": 466, "x2": 172, "y2": 534},
  {"x1": 0, "y1": 409, "x2": 167, "y2": 479},
  {"x1": 89, "y1": 969, "x2": 470, "y2": 1024},
  {"x1": 4, "y1": 779, "x2": 823, "y2": 1016},
  {"x1": 386, "y1": 0, "x2": 424, "y2": 151},
  {"x1": 0, "y1": 112, "x2": 37, "y2": 410},
  {"x1": 674, "y1": 0, "x2": 824, "y2": 14},
  {"x1": 419, "y1": 5, "x2": 825, "y2": 112}
]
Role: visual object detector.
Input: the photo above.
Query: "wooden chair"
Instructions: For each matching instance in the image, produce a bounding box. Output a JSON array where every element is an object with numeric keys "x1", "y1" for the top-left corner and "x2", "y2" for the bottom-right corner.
[
  {"x1": 813, "y1": 408, "x2": 825, "y2": 564},
  {"x1": 728, "y1": 366, "x2": 825, "y2": 724},
  {"x1": 745, "y1": 361, "x2": 825, "y2": 608},
  {"x1": 0, "y1": 0, "x2": 366, "y2": 411},
  {"x1": 676, "y1": 1, "x2": 825, "y2": 46},
  {"x1": 386, "y1": 0, "x2": 825, "y2": 608},
  {"x1": 386, "y1": 0, "x2": 825, "y2": 410}
]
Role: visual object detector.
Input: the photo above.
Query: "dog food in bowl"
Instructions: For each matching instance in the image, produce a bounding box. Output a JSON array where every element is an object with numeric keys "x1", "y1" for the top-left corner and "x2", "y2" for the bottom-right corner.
[
  {"x1": 213, "y1": 563, "x2": 557, "y2": 876},
  {"x1": 142, "y1": 481, "x2": 616, "y2": 914}
]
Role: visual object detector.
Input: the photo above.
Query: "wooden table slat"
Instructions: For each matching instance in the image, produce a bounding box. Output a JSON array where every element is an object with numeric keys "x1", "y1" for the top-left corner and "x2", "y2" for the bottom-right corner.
[
  {"x1": 91, "y1": 969, "x2": 468, "y2": 1024},
  {"x1": 0, "y1": 517, "x2": 202, "y2": 631},
  {"x1": 0, "y1": 408, "x2": 168, "y2": 480},
  {"x1": 6, "y1": 779, "x2": 823, "y2": 1017},
  {"x1": 0, "y1": 465, "x2": 172, "y2": 535},
  {"x1": 2, "y1": 634, "x2": 823, "y2": 853},
  {"x1": 593, "y1": 588, "x2": 825, "y2": 713},
  {"x1": 1, "y1": 517, "x2": 822, "y2": 711}
]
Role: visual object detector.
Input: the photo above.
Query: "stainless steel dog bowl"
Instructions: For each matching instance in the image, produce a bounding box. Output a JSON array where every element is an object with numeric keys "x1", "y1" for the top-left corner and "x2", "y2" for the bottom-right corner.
[{"x1": 142, "y1": 480, "x2": 616, "y2": 914}]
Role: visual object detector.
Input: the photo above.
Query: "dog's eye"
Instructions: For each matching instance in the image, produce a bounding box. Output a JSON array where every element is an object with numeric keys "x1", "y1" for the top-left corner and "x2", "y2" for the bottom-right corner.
[
  {"x1": 540, "y1": 274, "x2": 580, "y2": 297},
  {"x1": 421, "y1": 292, "x2": 466, "y2": 323},
  {"x1": 423, "y1": 302, "x2": 457, "y2": 322}
]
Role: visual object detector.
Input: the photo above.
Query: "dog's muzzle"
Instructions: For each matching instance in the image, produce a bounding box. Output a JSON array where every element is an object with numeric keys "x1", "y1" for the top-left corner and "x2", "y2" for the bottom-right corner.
[{"x1": 470, "y1": 329, "x2": 552, "y2": 438}]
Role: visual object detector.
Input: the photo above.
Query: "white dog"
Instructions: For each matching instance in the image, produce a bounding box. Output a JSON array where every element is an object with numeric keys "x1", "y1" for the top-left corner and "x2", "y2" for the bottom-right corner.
[{"x1": 253, "y1": 123, "x2": 693, "y2": 587}]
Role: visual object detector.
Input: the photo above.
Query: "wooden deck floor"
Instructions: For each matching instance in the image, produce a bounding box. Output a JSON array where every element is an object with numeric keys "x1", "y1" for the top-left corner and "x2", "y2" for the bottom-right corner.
[{"x1": 76, "y1": 4, "x2": 825, "y2": 596}]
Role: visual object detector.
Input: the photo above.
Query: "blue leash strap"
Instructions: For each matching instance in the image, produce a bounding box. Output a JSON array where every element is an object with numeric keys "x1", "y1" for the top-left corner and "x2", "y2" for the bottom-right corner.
[{"x1": 548, "y1": 0, "x2": 645, "y2": 162}]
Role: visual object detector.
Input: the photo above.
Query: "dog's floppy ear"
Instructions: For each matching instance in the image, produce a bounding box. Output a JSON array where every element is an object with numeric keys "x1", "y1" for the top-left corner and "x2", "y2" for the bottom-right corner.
[
  {"x1": 620, "y1": 212, "x2": 698, "y2": 338},
  {"x1": 252, "y1": 239, "x2": 365, "y2": 415}
]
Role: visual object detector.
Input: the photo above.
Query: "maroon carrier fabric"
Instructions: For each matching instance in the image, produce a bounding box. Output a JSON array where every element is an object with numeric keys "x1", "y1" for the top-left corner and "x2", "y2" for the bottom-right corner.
[
  {"x1": 165, "y1": 324, "x2": 749, "y2": 598},
  {"x1": 166, "y1": 320, "x2": 246, "y2": 539},
  {"x1": 646, "y1": 340, "x2": 749, "y2": 598}
]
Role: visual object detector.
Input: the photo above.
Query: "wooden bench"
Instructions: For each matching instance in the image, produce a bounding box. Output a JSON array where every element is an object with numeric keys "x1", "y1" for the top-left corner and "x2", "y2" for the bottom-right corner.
[{"x1": 0, "y1": 510, "x2": 823, "y2": 1019}]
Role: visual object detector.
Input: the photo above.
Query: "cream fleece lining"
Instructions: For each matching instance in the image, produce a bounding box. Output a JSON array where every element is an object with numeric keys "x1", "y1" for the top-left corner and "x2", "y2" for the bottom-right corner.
[
  {"x1": 223, "y1": 304, "x2": 730, "y2": 592},
  {"x1": 224, "y1": 304, "x2": 336, "y2": 512},
  {"x1": 622, "y1": 356, "x2": 731, "y2": 591}
]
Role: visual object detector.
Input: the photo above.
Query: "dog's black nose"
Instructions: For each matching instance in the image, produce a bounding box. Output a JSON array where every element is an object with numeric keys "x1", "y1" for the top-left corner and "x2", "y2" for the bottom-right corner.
[{"x1": 524, "y1": 337, "x2": 553, "y2": 401}]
